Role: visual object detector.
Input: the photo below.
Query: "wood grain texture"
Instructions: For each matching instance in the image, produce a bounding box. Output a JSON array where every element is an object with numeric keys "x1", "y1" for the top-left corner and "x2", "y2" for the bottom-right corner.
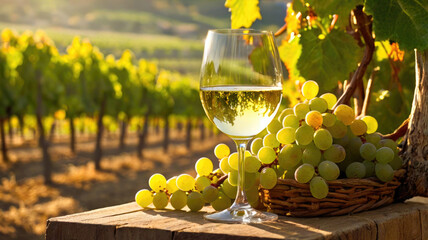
[{"x1": 46, "y1": 197, "x2": 428, "y2": 240}]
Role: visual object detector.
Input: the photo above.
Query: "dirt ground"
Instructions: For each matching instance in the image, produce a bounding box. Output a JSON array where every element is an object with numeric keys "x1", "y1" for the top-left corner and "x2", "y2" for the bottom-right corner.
[{"x1": 0, "y1": 128, "x2": 234, "y2": 240}]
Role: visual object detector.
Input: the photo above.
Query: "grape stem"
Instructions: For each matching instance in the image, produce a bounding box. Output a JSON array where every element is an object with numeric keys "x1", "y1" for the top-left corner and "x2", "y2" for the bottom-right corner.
[
  {"x1": 212, "y1": 174, "x2": 228, "y2": 188},
  {"x1": 333, "y1": 6, "x2": 375, "y2": 110},
  {"x1": 360, "y1": 67, "x2": 379, "y2": 117},
  {"x1": 259, "y1": 159, "x2": 278, "y2": 172},
  {"x1": 382, "y1": 118, "x2": 409, "y2": 141},
  {"x1": 274, "y1": 23, "x2": 287, "y2": 37}
]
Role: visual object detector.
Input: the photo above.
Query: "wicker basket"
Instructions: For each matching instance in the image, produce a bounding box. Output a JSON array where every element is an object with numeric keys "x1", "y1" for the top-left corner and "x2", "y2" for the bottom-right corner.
[{"x1": 259, "y1": 169, "x2": 406, "y2": 217}]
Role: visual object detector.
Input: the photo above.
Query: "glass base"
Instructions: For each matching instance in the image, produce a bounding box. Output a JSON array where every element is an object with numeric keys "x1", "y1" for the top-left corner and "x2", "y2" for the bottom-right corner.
[{"x1": 204, "y1": 205, "x2": 278, "y2": 224}]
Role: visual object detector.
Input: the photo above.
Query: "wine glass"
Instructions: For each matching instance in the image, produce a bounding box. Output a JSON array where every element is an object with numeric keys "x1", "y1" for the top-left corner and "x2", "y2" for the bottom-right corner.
[{"x1": 199, "y1": 29, "x2": 282, "y2": 223}]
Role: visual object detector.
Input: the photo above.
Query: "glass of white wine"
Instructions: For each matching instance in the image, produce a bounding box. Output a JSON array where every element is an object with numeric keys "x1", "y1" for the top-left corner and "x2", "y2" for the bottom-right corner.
[{"x1": 199, "y1": 29, "x2": 282, "y2": 223}]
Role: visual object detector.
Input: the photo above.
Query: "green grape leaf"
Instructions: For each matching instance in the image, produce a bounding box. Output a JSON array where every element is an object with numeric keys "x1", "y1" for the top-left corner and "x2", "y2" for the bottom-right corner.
[
  {"x1": 365, "y1": 0, "x2": 428, "y2": 50},
  {"x1": 225, "y1": 0, "x2": 262, "y2": 29},
  {"x1": 292, "y1": 0, "x2": 306, "y2": 14},
  {"x1": 296, "y1": 28, "x2": 361, "y2": 90},
  {"x1": 307, "y1": 0, "x2": 362, "y2": 28},
  {"x1": 278, "y1": 36, "x2": 302, "y2": 82}
]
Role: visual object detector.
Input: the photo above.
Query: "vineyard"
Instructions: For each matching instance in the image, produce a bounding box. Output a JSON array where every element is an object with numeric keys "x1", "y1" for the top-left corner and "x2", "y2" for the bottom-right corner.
[
  {"x1": 0, "y1": 28, "x2": 216, "y2": 185},
  {"x1": 1, "y1": 0, "x2": 428, "y2": 238}
]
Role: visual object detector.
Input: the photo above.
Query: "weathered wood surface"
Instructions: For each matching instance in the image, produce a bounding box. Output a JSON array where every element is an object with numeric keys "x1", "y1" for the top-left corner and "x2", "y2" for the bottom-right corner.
[{"x1": 46, "y1": 197, "x2": 428, "y2": 240}]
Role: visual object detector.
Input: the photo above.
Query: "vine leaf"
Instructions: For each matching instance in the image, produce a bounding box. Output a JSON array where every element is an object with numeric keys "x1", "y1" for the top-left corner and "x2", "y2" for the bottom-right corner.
[
  {"x1": 278, "y1": 36, "x2": 302, "y2": 82},
  {"x1": 306, "y1": 0, "x2": 362, "y2": 28},
  {"x1": 225, "y1": 0, "x2": 262, "y2": 29},
  {"x1": 296, "y1": 28, "x2": 361, "y2": 90},
  {"x1": 365, "y1": 0, "x2": 428, "y2": 51}
]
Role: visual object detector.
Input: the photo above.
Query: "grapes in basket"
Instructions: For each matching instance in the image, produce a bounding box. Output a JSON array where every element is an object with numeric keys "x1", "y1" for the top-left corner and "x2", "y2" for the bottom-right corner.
[{"x1": 135, "y1": 80, "x2": 403, "y2": 211}]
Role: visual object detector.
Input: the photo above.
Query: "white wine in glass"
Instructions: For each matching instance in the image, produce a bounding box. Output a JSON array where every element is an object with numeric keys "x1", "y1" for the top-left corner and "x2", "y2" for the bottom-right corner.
[{"x1": 199, "y1": 29, "x2": 283, "y2": 223}]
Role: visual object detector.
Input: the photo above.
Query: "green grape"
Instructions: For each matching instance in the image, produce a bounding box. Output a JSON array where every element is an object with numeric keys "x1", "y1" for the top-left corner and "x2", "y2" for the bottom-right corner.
[
  {"x1": 135, "y1": 189, "x2": 153, "y2": 208},
  {"x1": 320, "y1": 93, "x2": 337, "y2": 109},
  {"x1": 278, "y1": 108, "x2": 294, "y2": 122},
  {"x1": 309, "y1": 97, "x2": 328, "y2": 113},
  {"x1": 389, "y1": 154, "x2": 403, "y2": 170},
  {"x1": 302, "y1": 145, "x2": 322, "y2": 166},
  {"x1": 170, "y1": 190, "x2": 187, "y2": 210},
  {"x1": 294, "y1": 163, "x2": 315, "y2": 183},
  {"x1": 365, "y1": 133, "x2": 382, "y2": 147},
  {"x1": 245, "y1": 150, "x2": 252, "y2": 157},
  {"x1": 334, "y1": 104, "x2": 355, "y2": 125},
  {"x1": 245, "y1": 172, "x2": 257, "y2": 189},
  {"x1": 195, "y1": 176, "x2": 212, "y2": 191},
  {"x1": 301, "y1": 80, "x2": 319, "y2": 99},
  {"x1": 245, "y1": 186, "x2": 259, "y2": 204},
  {"x1": 305, "y1": 111, "x2": 323, "y2": 129},
  {"x1": 257, "y1": 146, "x2": 277, "y2": 164},
  {"x1": 166, "y1": 177, "x2": 178, "y2": 194},
  {"x1": 263, "y1": 133, "x2": 280, "y2": 148},
  {"x1": 176, "y1": 174, "x2": 195, "y2": 192},
  {"x1": 278, "y1": 144, "x2": 302, "y2": 169},
  {"x1": 346, "y1": 126, "x2": 357, "y2": 138},
  {"x1": 211, "y1": 192, "x2": 231, "y2": 211},
  {"x1": 282, "y1": 114, "x2": 300, "y2": 129},
  {"x1": 251, "y1": 138, "x2": 263, "y2": 155},
  {"x1": 295, "y1": 125, "x2": 314, "y2": 146},
  {"x1": 267, "y1": 119, "x2": 282, "y2": 134},
  {"x1": 283, "y1": 164, "x2": 299, "y2": 179},
  {"x1": 228, "y1": 170, "x2": 238, "y2": 186},
  {"x1": 379, "y1": 139, "x2": 399, "y2": 154},
  {"x1": 323, "y1": 144, "x2": 346, "y2": 163},
  {"x1": 376, "y1": 147, "x2": 394, "y2": 163},
  {"x1": 228, "y1": 152, "x2": 239, "y2": 170},
  {"x1": 254, "y1": 171, "x2": 261, "y2": 186},
  {"x1": 222, "y1": 180, "x2": 237, "y2": 199},
  {"x1": 153, "y1": 191, "x2": 169, "y2": 209},
  {"x1": 294, "y1": 102, "x2": 310, "y2": 120},
  {"x1": 318, "y1": 161, "x2": 340, "y2": 181},
  {"x1": 334, "y1": 135, "x2": 350, "y2": 147},
  {"x1": 362, "y1": 116, "x2": 378, "y2": 134},
  {"x1": 375, "y1": 163, "x2": 394, "y2": 182},
  {"x1": 214, "y1": 143, "x2": 231, "y2": 159},
  {"x1": 187, "y1": 192, "x2": 204, "y2": 212},
  {"x1": 327, "y1": 120, "x2": 347, "y2": 139},
  {"x1": 276, "y1": 127, "x2": 296, "y2": 145},
  {"x1": 363, "y1": 160, "x2": 375, "y2": 177},
  {"x1": 220, "y1": 157, "x2": 231, "y2": 174},
  {"x1": 348, "y1": 137, "x2": 363, "y2": 157},
  {"x1": 338, "y1": 151, "x2": 355, "y2": 172},
  {"x1": 260, "y1": 167, "x2": 277, "y2": 189},
  {"x1": 245, "y1": 156, "x2": 261, "y2": 173},
  {"x1": 274, "y1": 165, "x2": 286, "y2": 178},
  {"x1": 350, "y1": 119, "x2": 368, "y2": 136},
  {"x1": 346, "y1": 162, "x2": 366, "y2": 179},
  {"x1": 322, "y1": 113, "x2": 336, "y2": 128},
  {"x1": 202, "y1": 185, "x2": 219, "y2": 203},
  {"x1": 310, "y1": 176, "x2": 329, "y2": 199},
  {"x1": 211, "y1": 169, "x2": 221, "y2": 184},
  {"x1": 313, "y1": 128, "x2": 333, "y2": 150},
  {"x1": 149, "y1": 173, "x2": 167, "y2": 192},
  {"x1": 195, "y1": 157, "x2": 213, "y2": 176},
  {"x1": 360, "y1": 143, "x2": 377, "y2": 161}
]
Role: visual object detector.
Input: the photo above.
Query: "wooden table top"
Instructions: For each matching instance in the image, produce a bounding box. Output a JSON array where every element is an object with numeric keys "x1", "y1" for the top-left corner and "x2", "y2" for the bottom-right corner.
[{"x1": 46, "y1": 197, "x2": 428, "y2": 240}]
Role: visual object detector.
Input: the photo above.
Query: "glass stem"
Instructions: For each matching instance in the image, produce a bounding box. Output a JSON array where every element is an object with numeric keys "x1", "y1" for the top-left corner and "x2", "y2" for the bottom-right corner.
[{"x1": 231, "y1": 139, "x2": 250, "y2": 208}]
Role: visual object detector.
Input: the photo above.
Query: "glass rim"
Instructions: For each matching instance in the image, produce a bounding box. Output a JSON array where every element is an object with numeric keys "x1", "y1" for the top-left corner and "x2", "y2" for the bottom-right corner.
[{"x1": 208, "y1": 29, "x2": 273, "y2": 36}]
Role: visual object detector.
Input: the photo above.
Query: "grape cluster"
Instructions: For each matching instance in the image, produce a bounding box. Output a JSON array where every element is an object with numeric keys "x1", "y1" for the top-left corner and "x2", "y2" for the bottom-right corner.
[{"x1": 135, "y1": 80, "x2": 403, "y2": 211}]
